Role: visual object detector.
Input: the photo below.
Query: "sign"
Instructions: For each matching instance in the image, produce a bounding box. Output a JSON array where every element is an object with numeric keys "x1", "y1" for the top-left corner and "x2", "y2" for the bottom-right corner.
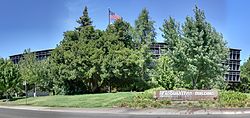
[{"x1": 154, "y1": 90, "x2": 218, "y2": 101}]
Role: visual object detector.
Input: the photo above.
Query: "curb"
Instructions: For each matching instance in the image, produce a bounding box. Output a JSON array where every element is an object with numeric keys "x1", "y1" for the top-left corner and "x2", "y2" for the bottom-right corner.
[{"x1": 1, "y1": 105, "x2": 250, "y2": 115}]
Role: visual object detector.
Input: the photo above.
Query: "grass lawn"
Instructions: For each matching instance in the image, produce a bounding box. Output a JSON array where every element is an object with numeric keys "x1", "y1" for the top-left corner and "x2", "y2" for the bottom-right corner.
[
  {"x1": 1, "y1": 92, "x2": 137, "y2": 108},
  {"x1": 2, "y1": 90, "x2": 250, "y2": 108}
]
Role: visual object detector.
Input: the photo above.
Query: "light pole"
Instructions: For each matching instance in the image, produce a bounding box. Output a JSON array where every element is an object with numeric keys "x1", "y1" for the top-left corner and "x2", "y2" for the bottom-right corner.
[{"x1": 23, "y1": 80, "x2": 27, "y2": 105}]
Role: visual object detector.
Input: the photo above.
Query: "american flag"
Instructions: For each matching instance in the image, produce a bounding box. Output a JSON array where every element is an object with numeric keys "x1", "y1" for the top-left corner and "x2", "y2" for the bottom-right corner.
[{"x1": 110, "y1": 11, "x2": 121, "y2": 20}]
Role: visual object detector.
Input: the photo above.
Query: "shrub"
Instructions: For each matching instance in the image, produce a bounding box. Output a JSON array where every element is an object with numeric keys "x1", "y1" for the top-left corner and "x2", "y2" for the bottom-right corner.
[
  {"x1": 116, "y1": 87, "x2": 171, "y2": 108},
  {"x1": 219, "y1": 91, "x2": 248, "y2": 107},
  {"x1": 131, "y1": 87, "x2": 165, "y2": 100}
]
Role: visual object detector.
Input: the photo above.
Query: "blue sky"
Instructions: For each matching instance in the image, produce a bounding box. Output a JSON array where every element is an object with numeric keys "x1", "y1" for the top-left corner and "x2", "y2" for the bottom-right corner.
[{"x1": 0, "y1": 0, "x2": 249, "y2": 63}]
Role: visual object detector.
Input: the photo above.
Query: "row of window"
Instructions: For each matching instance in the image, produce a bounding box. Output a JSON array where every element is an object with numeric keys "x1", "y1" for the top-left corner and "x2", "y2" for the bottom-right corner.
[
  {"x1": 229, "y1": 50, "x2": 240, "y2": 60},
  {"x1": 11, "y1": 56, "x2": 48, "y2": 64},
  {"x1": 228, "y1": 64, "x2": 240, "y2": 71},
  {"x1": 225, "y1": 74, "x2": 240, "y2": 82}
]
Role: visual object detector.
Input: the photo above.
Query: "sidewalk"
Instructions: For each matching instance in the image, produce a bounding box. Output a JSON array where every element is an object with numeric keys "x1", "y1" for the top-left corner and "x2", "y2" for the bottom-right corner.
[{"x1": 1, "y1": 105, "x2": 250, "y2": 115}]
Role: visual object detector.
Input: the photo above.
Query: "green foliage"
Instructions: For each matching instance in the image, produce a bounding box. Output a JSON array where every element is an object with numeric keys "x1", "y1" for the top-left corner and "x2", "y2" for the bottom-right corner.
[
  {"x1": 161, "y1": 6, "x2": 228, "y2": 89},
  {"x1": 153, "y1": 56, "x2": 179, "y2": 89},
  {"x1": 49, "y1": 7, "x2": 104, "y2": 94},
  {"x1": 77, "y1": 6, "x2": 92, "y2": 28},
  {"x1": 219, "y1": 91, "x2": 248, "y2": 107},
  {"x1": 18, "y1": 49, "x2": 53, "y2": 96},
  {"x1": 0, "y1": 58, "x2": 21, "y2": 99},
  {"x1": 50, "y1": 10, "x2": 145, "y2": 94},
  {"x1": 160, "y1": 17, "x2": 180, "y2": 52},
  {"x1": 133, "y1": 9, "x2": 156, "y2": 90},
  {"x1": 135, "y1": 8, "x2": 156, "y2": 44},
  {"x1": 238, "y1": 57, "x2": 250, "y2": 93},
  {"x1": 117, "y1": 87, "x2": 172, "y2": 108},
  {"x1": 107, "y1": 19, "x2": 134, "y2": 48},
  {"x1": 0, "y1": 6, "x2": 235, "y2": 98},
  {"x1": 19, "y1": 49, "x2": 38, "y2": 84}
]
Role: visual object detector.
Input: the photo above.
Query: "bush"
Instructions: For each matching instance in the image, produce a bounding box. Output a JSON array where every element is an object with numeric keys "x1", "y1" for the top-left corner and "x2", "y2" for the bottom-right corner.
[
  {"x1": 117, "y1": 87, "x2": 171, "y2": 108},
  {"x1": 219, "y1": 91, "x2": 248, "y2": 107}
]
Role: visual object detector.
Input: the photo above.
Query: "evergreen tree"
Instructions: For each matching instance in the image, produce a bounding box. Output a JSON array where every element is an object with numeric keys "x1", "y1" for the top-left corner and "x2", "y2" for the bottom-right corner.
[
  {"x1": 135, "y1": 8, "x2": 156, "y2": 44},
  {"x1": 107, "y1": 19, "x2": 134, "y2": 48},
  {"x1": 160, "y1": 6, "x2": 228, "y2": 89},
  {"x1": 134, "y1": 8, "x2": 156, "y2": 89},
  {"x1": 160, "y1": 17, "x2": 181, "y2": 52},
  {"x1": 181, "y1": 6, "x2": 228, "y2": 89},
  {"x1": 99, "y1": 32, "x2": 141, "y2": 92},
  {"x1": 77, "y1": 6, "x2": 92, "y2": 28},
  {"x1": 50, "y1": 6, "x2": 103, "y2": 94}
]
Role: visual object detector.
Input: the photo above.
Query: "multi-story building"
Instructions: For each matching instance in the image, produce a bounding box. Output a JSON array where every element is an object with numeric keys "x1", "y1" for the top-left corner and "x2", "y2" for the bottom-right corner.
[
  {"x1": 9, "y1": 49, "x2": 53, "y2": 64},
  {"x1": 150, "y1": 43, "x2": 241, "y2": 83},
  {"x1": 150, "y1": 42, "x2": 167, "y2": 58},
  {"x1": 9, "y1": 43, "x2": 241, "y2": 84},
  {"x1": 224, "y1": 48, "x2": 241, "y2": 83}
]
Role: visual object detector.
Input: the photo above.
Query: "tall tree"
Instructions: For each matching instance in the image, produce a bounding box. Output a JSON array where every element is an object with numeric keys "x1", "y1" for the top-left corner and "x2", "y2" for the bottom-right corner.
[
  {"x1": 50, "y1": 6, "x2": 103, "y2": 94},
  {"x1": 161, "y1": 6, "x2": 228, "y2": 89},
  {"x1": 107, "y1": 19, "x2": 134, "y2": 48},
  {"x1": 181, "y1": 6, "x2": 228, "y2": 89},
  {"x1": 160, "y1": 17, "x2": 181, "y2": 53},
  {"x1": 153, "y1": 56, "x2": 179, "y2": 90},
  {"x1": 239, "y1": 57, "x2": 250, "y2": 92},
  {"x1": 0, "y1": 58, "x2": 20, "y2": 99},
  {"x1": 77, "y1": 6, "x2": 92, "y2": 28},
  {"x1": 134, "y1": 8, "x2": 156, "y2": 89},
  {"x1": 18, "y1": 49, "x2": 39, "y2": 97},
  {"x1": 135, "y1": 8, "x2": 156, "y2": 44},
  {"x1": 99, "y1": 31, "x2": 141, "y2": 92}
]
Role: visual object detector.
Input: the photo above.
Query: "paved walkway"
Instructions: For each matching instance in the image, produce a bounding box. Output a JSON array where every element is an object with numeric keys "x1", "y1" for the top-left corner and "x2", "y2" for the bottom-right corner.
[{"x1": 1, "y1": 105, "x2": 250, "y2": 115}]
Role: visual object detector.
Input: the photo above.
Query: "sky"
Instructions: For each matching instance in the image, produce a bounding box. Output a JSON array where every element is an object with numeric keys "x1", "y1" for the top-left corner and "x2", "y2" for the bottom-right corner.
[{"x1": 0, "y1": 0, "x2": 249, "y2": 63}]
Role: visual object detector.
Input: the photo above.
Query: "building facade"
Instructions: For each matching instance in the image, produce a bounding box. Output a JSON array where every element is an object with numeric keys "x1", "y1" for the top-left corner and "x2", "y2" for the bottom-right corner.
[
  {"x1": 224, "y1": 48, "x2": 241, "y2": 83},
  {"x1": 9, "y1": 43, "x2": 241, "y2": 83},
  {"x1": 150, "y1": 42, "x2": 167, "y2": 58},
  {"x1": 9, "y1": 49, "x2": 53, "y2": 64},
  {"x1": 149, "y1": 43, "x2": 241, "y2": 83}
]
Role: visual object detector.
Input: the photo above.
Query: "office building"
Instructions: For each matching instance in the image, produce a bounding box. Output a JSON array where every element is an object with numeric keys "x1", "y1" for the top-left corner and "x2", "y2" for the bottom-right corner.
[
  {"x1": 9, "y1": 49, "x2": 53, "y2": 64},
  {"x1": 224, "y1": 48, "x2": 241, "y2": 83},
  {"x1": 9, "y1": 43, "x2": 241, "y2": 84}
]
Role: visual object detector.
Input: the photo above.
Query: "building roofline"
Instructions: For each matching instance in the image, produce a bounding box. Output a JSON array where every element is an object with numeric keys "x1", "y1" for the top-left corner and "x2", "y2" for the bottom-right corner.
[
  {"x1": 9, "y1": 49, "x2": 54, "y2": 58},
  {"x1": 229, "y1": 48, "x2": 241, "y2": 51}
]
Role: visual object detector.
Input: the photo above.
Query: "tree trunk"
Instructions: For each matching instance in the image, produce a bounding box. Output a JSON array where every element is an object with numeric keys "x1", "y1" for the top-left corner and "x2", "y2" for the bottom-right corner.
[{"x1": 34, "y1": 84, "x2": 37, "y2": 97}]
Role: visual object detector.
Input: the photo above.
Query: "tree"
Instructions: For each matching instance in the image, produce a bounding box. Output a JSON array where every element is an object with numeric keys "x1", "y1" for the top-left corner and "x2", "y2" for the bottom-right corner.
[
  {"x1": 0, "y1": 58, "x2": 21, "y2": 99},
  {"x1": 18, "y1": 49, "x2": 40, "y2": 97},
  {"x1": 239, "y1": 57, "x2": 250, "y2": 93},
  {"x1": 134, "y1": 8, "x2": 156, "y2": 89},
  {"x1": 135, "y1": 8, "x2": 156, "y2": 44},
  {"x1": 35, "y1": 59, "x2": 54, "y2": 93},
  {"x1": 182, "y1": 6, "x2": 228, "y2": 89},
  {"x1": 161, "y1": 6, "x2": 228, "y2": 89},
  {"x1": 98, "y1": 30, "x2": 141, "y2": 92},
  {"x1": 160, "y1": 17, "x2": 181, "y2": 52},
  {"x1": 50, "y1": 6, "x2": 104, "y2": 94},
  {"x1": 77, "y1": 6, "x2": 92, "y2": 28},
  {"x1": 153, "y1": 56, "x2": 178, "y2": 90},
  {"x1": 107, "y1": 19, "x2": 134, "y2": 48}
]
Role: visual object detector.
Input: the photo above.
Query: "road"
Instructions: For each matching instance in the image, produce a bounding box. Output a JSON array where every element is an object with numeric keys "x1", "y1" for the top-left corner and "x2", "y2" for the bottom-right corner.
[{"x1": 0, "y1": 108, "x2": 250, "y2": 118}]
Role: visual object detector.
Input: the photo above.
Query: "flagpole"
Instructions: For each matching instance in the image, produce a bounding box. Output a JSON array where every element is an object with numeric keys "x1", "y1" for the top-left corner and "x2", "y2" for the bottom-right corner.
[{"x1": 108, "y1": 8, "x2": 110, "y2": 25}]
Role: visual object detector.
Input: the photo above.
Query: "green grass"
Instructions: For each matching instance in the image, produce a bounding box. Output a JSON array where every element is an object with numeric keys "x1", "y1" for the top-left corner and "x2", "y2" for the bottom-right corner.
[
  {"x1": 3, "y1": 90, "x2": 250, "y2": 109},
  {"x1": 3, "y1": 92, "x2": 137, "y2": 108}
]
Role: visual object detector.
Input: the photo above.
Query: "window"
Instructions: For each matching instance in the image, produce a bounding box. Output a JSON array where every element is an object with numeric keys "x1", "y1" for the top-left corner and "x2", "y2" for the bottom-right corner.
[
  {"x1": 237, "y1": 54, "x2": 240, "y2": 60},
  {"x1": 229, "y1": 75, "x2": 232, "y2": 81}
]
